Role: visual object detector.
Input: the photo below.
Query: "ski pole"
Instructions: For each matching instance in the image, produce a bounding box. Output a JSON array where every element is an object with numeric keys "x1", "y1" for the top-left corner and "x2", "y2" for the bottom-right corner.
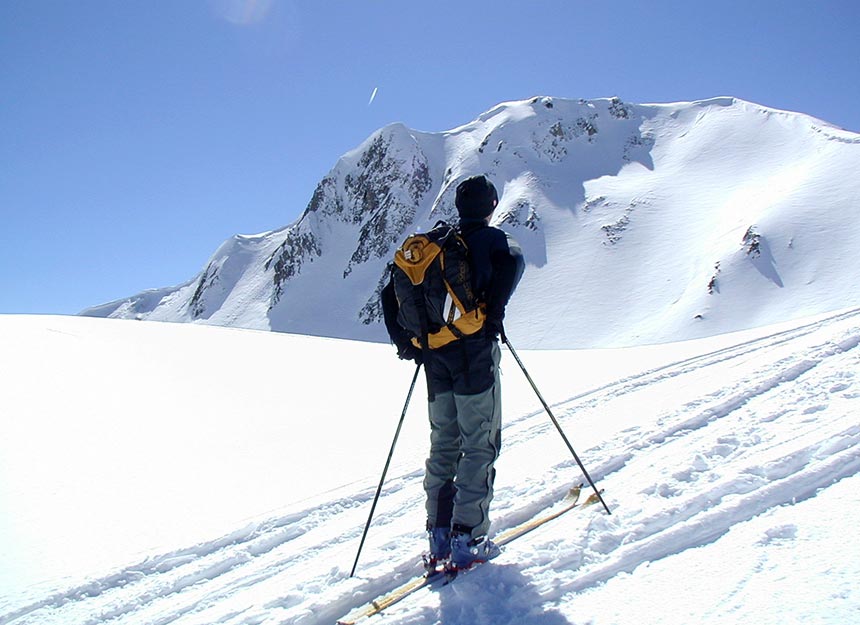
[
  {"x1": 504, "y1": 338, "x2": 611, "y2": 515},
  {"x1": 350, "y1": 362, "x2": 422, "y2": 578}
]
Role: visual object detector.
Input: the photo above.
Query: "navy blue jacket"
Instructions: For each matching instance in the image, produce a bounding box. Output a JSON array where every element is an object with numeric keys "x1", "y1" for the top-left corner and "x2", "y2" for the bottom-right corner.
[{"x1": 457, "y1": 218, "x2": 525, "y2": 327}]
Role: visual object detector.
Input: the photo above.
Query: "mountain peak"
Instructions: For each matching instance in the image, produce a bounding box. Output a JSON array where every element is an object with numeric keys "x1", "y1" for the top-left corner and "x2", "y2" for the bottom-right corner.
[{"x1": 81, "y1": 97, "x2": 860, "y2": 348}]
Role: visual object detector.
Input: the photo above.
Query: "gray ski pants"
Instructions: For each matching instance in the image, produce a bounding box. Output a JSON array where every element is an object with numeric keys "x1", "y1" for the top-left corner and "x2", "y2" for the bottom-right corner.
[{"x1": 424, "y1": 341, "x2": 502, "y2": 539}]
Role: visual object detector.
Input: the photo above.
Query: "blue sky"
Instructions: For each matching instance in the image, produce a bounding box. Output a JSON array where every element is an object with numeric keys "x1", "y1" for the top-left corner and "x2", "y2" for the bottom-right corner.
[{"x1": 2, "y1": 0, "x2": 859, "y2": 315}]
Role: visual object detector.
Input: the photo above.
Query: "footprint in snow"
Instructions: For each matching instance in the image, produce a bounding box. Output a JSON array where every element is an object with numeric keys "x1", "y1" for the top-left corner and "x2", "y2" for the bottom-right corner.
[{"x1": 758, "y1": 524, "x2": 798, "y2": 545}]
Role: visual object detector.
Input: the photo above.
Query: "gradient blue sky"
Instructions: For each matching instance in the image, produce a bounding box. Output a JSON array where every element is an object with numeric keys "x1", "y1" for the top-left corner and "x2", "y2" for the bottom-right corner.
[{"x1": 3, "y1": 0, "x2": 859, "y2": 315}]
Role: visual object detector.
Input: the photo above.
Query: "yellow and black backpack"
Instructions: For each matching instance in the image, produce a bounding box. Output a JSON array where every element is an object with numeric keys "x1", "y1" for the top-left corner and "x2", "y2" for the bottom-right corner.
[{"x1": 392, "y1": 221, "x2": 486, "y2": 350}]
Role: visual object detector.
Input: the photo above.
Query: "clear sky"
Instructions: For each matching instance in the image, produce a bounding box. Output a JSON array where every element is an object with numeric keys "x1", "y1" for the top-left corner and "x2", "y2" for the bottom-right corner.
[{"x1": 2, "y1": 0, "x2": 859, "y2": 315}]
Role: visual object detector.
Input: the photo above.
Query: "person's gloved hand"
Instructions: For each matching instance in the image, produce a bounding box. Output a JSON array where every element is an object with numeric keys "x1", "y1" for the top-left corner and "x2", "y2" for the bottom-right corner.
[
  {"x1": 485, "y1": 317, "x2": 507, "y2": 343},
  {"x1": 397, "y1": 341, "x2": 423, "y2": 364}
]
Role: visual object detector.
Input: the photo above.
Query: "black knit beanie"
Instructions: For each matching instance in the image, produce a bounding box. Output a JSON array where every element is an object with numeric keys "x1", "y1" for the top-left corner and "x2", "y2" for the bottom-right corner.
[{"x1": 455, "y1": 175, "x2": 498, "y2": 220}]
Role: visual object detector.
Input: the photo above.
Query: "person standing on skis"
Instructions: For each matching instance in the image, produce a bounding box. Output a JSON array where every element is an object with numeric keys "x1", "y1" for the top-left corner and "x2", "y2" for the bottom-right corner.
[{"x1": 381, "y1": 174, "x2": 525, "y2": 572}]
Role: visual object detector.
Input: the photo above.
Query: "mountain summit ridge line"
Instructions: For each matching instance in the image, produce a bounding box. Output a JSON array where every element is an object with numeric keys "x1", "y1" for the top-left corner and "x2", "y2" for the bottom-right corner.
[{"x1": 81, "y1": 96, "x2": 860, "y2": 349}]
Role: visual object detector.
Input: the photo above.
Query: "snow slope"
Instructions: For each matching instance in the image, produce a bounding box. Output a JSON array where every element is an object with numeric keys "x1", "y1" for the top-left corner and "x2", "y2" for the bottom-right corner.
[
  {"x1": 81, "y1": 96, "x2": 860, "y2": 349},
  {"x1": 2, "y1": 311, "x2": 858, "y2": 624}
]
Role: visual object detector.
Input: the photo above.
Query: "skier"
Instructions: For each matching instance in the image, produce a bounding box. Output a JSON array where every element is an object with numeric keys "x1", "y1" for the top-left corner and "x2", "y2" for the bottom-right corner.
[{"x1": 382, "y1": 174, "x2": 525, "y2": 572}]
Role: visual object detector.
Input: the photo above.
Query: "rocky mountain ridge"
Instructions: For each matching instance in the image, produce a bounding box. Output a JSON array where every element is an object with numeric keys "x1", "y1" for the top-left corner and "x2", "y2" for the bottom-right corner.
[{"x1": 81, "y1": 96, "x2": 860, "y2": 349}]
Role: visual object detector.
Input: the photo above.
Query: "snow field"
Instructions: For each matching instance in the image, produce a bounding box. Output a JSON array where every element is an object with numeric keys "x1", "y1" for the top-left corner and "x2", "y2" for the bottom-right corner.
[{"x1": 2, "y1": 309, "x2": 859, "y2": 624}]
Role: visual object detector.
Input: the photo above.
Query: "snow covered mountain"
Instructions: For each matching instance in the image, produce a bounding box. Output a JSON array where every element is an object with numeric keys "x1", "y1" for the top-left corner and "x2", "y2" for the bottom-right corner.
[
  {"x1": 9, "y1": 93, "x2": 860, "y2": 625},
  {"x1": 81, "y1": 96, "x2": 860, "y2": 348}
]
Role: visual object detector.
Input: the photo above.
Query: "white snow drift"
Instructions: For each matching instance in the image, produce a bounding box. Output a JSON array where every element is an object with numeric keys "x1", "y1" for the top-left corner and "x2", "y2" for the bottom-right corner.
[{"x1": 1, "y1": 309, "x2": 858, "y2": 625}]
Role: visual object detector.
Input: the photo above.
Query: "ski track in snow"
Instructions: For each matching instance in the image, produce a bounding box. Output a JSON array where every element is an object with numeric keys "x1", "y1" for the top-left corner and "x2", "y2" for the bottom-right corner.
[{"x1": 3, "y1": 309, "x2": 860, "y2": 625}]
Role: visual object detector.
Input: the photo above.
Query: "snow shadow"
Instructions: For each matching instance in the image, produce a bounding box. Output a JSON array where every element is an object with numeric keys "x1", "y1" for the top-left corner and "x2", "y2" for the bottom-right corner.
[
  {"x1": 436, "y1": 563, "x2": 573, "y2": 625},
  {"x1": 750, "y1": 236, "x2": 784, "y2": 288}
]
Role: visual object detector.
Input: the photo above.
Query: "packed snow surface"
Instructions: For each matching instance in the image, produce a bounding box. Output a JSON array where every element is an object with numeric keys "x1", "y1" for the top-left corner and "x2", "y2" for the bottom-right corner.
[{"x1": 2, "y1": 311, "x2": 858, "y2": 624}]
